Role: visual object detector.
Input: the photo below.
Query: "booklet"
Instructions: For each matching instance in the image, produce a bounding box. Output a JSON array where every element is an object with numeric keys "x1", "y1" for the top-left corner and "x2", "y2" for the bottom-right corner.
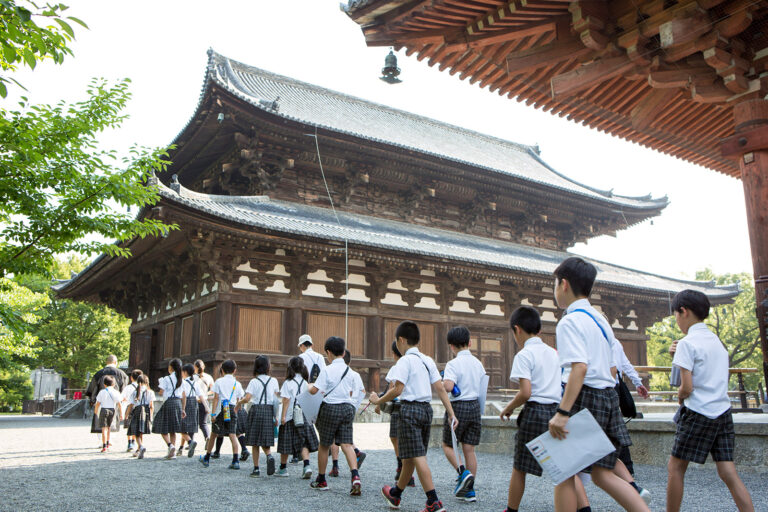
[{"x1": 525, "y1": 408, "x2": 616, "y2": 485}]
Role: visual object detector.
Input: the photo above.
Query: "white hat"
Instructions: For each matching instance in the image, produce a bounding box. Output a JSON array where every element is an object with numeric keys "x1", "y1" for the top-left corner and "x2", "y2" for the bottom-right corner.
[{"x1": 298, "y1": 334, "x2": 312, "y2": 346}]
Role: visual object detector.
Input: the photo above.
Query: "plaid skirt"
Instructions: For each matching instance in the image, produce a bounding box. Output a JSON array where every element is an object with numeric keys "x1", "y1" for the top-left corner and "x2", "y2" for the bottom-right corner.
[
  {"x1": 442, "y1": 399, "x2": 481, "y2": 446},
  {"x1": 212, "y1": 404, "x2": 238, "y2": 437},
  {"x1": 152, "y1": 397, "x2": 183, "y2": 434},
  {"x1": 398, "y1": 401, "x2": 433, "y2": 460},
  {"x1": 316, "y1": 402, "x2": 355, "y2": 447},
  {"x1": 515, "y1": 402, "x2": 557, "y2": 476},
  {"x1": 570, "y1": 386, "x2": 631, "y2": 471},
  {"x1": 245, "y1": 404, "x2": 275, "y2": 447},
  {"x1": 181, "y1": 398, "x2": 199, "y2": 435},
  {"x1": 236, "y1": 407, "x2": 248, "y2": 436},
  {"x1": 672, "y1": 406, "x2": 734, "y2": 464},
  {"x1": 97, "y1": 408, "x2": 115, "y2": 429},
  {"x1": 278, "y1": 417, "x2": 319, "y2": 455},
  {"x1": 127, "y1": 404, "x2": 152, "y2": 436},
  {"x1": 389, "y1": 412, "x2": 400, "y2": 439}
]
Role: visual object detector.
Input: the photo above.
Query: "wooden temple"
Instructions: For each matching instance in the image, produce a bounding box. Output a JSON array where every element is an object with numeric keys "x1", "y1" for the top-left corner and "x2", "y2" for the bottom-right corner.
[
  {"x1": 343, "y1": 0, "x2": 768, "y2": 388},
  {"x1": 57, "y1": 50, "x2": 739, "y2": 390}
]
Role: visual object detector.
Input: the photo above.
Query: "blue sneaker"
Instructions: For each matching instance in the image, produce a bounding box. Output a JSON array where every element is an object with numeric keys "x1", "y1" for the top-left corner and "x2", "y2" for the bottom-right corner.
[
  {"x1": 453, "y1": 470, "x2": 473, "y2": 497},
  {"x1": 199, "y1": 455, "x2": 209, "y2": 468},
  {"x1": 229, "y1": 461, "x2": 240, "y2": 470},
  {"x1": 460, "y1": 489, "x2": 476, "y2": 502}
]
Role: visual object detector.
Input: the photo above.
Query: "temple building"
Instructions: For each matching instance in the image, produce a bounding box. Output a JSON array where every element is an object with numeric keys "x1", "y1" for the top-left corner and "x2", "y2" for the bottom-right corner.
[{"x1": 57, "y1": 50, "x2": 738, "y2": 390}]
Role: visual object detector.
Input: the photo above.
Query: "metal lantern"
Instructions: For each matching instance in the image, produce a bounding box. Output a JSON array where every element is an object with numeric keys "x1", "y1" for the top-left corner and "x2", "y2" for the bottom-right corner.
[{"x1": 380, "y1": 50, "x2": 402, "y2": 84}]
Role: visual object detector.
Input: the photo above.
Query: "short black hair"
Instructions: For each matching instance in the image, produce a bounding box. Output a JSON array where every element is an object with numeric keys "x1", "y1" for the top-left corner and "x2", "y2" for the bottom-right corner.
[
  {"x1": 343, "y1": 349, "x2": 351, "y2": 365},
  {"x1": 447, "y1": 326, "x2": 470, "y2": 347},
  {"x1": 102, "y1": 375, "x2": 115, "y2": 387},
  {"x1": 509, "y1": 306, "x2": 542, "y2": 335},
  {"x1": 181, "y1": 363, "x2": 195, "y2": 377},
  {"x1": 130, "y1": 369, "x2": 143, "y2": 382},
  {"x1": 395, "y1": 321, "x2": 420, "y2": 345},
  {"x1": 221, "y1": 359, "x2": 237, "y2": 375},
  {"x1": 253, "y1": 355, "x2": 270, "y2": 376},
  {"x1": 324, "y1": 336, "x2": 346, "y2": 357},
  {"x1": 671, "y1": 289, "x2": 710, "y2": 320},
  {"x1": 390, "y1": 340, "x2": 402, "y2": 359},
  {"x1": 554, "y1": 257, "x2": 597, "y2": 297}
]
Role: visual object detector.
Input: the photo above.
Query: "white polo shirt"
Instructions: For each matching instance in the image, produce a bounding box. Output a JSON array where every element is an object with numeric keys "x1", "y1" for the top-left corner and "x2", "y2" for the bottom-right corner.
[
  {"x1": 159, "y1": 373, "x2": 182, "y2": 399},
  {"x1": 556, "y1": 299, "x2": 617, "y2": 390},
  {"x1": 443, "y1": 349, "x2": 486, "y2": 401},
  {"x1": 673, "y1": 323, "x2": 731, "y2": 419},
  {"x1": 182, "y1": 377, "x2": 205, "y2": 401},
  {"x1": 96, "y1": 387, "x2": 121, "y2": 409},
  {"x1": 313, "y1": 358, "x2": 357, "y2": 405},
  {"x1": 387, "y1": 347, "x2": 441, "y2": 402},
  {"x1": 211, "y1": 374, "x2": 244, "y2": 414},
  {"x1": 246, "y1": 376, "x2": 280, "y2": 406},
  {"x1": 280, "y1": 376, "x2": 307, "y2": 422},
  {"x1": 509, "y1": 337, "x2": 562, "y2": 404},
  {"x1": 300, "y1": 348, "x2": 326, "y2": 376},
  {"x1": 126, "y1": 386, "x2": 154, "y2": 406}
]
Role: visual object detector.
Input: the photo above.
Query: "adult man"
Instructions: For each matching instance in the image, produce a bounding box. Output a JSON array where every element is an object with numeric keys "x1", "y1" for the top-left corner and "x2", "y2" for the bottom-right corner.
[
  {"x1": 86, "y1": 355, "x2": 129, "y2": 434},
  {"x1": 298, "y1": 334, "x2": 326, "y2": 383}
]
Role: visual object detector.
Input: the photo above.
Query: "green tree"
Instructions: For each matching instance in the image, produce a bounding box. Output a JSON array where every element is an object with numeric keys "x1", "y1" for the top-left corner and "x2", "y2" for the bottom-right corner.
[{"x1": 0, "y1": 368, "x2": 33, "y2": 411}]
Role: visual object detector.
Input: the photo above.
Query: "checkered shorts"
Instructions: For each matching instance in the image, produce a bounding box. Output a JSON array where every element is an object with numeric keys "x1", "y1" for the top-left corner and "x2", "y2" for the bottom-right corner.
[
  {"x1": 316, "y1": 403, "x2": 355, "y2": 447},
  {"x1": 389, "y1": 412, "x2": 400, "y2": 439},
  {"x1": 97, "y1": 408, "x2": 115, "y2": 429},
  {"x1": 245, "y1": 404, "x2": 275, "y2": 447},
  {"x1": 236, "y1": 407, "x2": 248, "y2": 436},
  {"x1": 152, "y1": 397, "x2": 183, "y2": 435},
  {"x1": 398, "y1": 401, "x2": 433, "y2": 460},
  {"x1": 181, "y1": 398, "x2": 199, "y2": 435},
  {"x1": 570, "y1": 386, "x2": 632, "y2": 471},
  {"x1": 442, "y1": 399, "x2": 481, "y2": 446},
  {"x1": 212, "y1": 404, "x2": 239, "y2": 437},
  {"x1": 514, "y1": 402, "x2": 557, "y2": 476},
  {"x1": 278, "y1": 417, "x2": 319, "y2": 455},
  {"x1": 672, "y1": 406, "x2": 734, "y2": 464}
]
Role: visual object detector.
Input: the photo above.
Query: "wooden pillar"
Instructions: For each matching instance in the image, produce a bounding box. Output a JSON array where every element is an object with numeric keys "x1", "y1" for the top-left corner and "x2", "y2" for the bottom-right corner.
[
  {"x1": 215, "y1": 300, "x2": 233, "y2": 353},
  {"x1": 367, "y1": 315, "x2": 383, "y2": 360},
  {"x1": 285, "y1": 307, "x2": 302, "y2": 355}
]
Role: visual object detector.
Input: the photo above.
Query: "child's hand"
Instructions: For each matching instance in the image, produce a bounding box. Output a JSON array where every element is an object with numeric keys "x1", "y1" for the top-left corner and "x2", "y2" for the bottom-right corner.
[
  {"x1": 374, "y1": 405, "x2": 381, "y2": 415},
  {"x1": 181, "y1": 410, "x2": 186, "y2": 419},
  {"x1": 500, "y1": 406, "x2": 512, "y2": 421},
  {"x1": 281, "y1": 417, "x2": 286, "y2": 426},
  {"x1": 669, "y1": 340, "x2": 679, "y2": 354},
  {"x1": 368, "y1": 392, "x2": 380, "y2": 405},
  {"x1": 548, "y1": 413, "x2": 569, "y2": 440}
]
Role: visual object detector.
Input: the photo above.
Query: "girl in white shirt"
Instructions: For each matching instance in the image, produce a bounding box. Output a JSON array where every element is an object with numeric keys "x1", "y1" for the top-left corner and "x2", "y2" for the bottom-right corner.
[
  {"x1": 126, "y1": 374, "x2": 154, "y2": 459},
  {"x1": 180, "y1": 363, "x2": 205, "y2": 458},
  {"x1": 152, "y1": 358, "x2": 184, "y2": 459},
  {"x1": 277, "y1": 356, "x2": 319, "y2": 478},
  {"x1": 122, "y1": 369, "x2": 143, "y2": 453},
  {"x1": 237, "y1": 355, "x2": 279, "y2": 477},
  {"x1": 193, "y1": 359, "x2": 213, "y2": 441}
]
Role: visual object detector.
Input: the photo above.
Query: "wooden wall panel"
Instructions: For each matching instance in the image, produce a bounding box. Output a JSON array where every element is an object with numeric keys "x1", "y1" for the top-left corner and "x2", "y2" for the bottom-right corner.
[
  {"x1": 199, "y1": 307, "x2": 216, "y2": 351},
  {"x1": 163, "y1": 322, "x2": 175, "y2": 359},
  {"x1": 384, "y1": 319, "x2": 436, "y2": 359},
  {"x1": 307, "y1": 313, "x2": 365, "y2": 357},
  {"x1": 180, "y1": 315, "x2": 194, "y2": 355},
  {"x1": 237, "y1": 307, "x2": 282, "y2": 353}
]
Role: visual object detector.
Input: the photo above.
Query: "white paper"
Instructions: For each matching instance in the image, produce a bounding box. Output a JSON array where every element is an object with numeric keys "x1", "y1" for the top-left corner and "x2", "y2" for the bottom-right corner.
[
  {"x1": 296, "y1": 389, "x2": 324, "y2": 425},
  {"x1": 478, "y1": 374, "x2": 490, "y2": 415},
  {"x1": 525, "y1": 409, "x2": 616, "y2": 485},
  {"x1": 450, "y1": 426, "x2": 464, "y2": 467}
]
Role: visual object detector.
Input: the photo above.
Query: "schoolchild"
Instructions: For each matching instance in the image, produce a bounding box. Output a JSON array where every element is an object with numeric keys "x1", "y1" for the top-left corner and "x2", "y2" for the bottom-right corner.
[
  {"x1": 666, "y1": 290, "x2": 754, "y2": 512},
  {"x1": 441, "y1": 325, "x2": 486, "y2": 502},
  {"x1": 330, "y1": 349, "x2": 367, "y2": 476},
  {"x1": 307, "y1": 336, "x2": 364, "y2": 495},
  {"x1": 379, "y1": 341, "x2": 414, "y2": 487},
  {"x1": 547, "y1": 257, "x2": 648, "y2": 512},
  {"x1": 200, "y1": 359, "x2": 245, "y2": 469},
  {"x1": 499, "y1": 306, "x2": 561, "y2": 512},
  {"x1": 277, "y1": 356, "x2": 319, "y2": 478},
  {"x1": 122, "y1": 369, "x2": 143, "y2": 452},
  {"x1": 180, "y1": 363, "x2": 205, "y2": 458},
  {"x1": 126, "y1": 374, "x2": 154, "y2": 459},
  {"x1": 298, "y1": 334, "x2": 326, "y2": 383},
  {"x1": 193, "y1": 359, "x2": 213, "y2": 445},
  {"x1": 94, "y1": 375, "x2": 122, "y2": 453},
  {"x1": 373, "y1": 321, "x2": 457, "y2": 512},
  {"x1": 237, "y1": 355, "x2": 280, "y2": 477},
  {"x1": 152, "y1": 358, "x2": 184, "y2": 459}
]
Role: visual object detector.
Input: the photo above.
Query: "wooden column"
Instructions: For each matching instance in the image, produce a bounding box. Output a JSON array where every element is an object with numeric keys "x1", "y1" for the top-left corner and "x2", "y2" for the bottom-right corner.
[
  {"x1": 215, "y1": 300, "x2": 233, "y2": 353},
  {"x1": 285, "y1": 307, "x2": 302, "y2": 355}
]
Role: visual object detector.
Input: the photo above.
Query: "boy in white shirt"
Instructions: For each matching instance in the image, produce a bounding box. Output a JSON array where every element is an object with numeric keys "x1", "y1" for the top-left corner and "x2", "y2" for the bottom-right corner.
[
  {"x1": 308, "y1": 337, "x2": 364, "y2": 495},
  {"x1": 299, "y1": 334, "x2": 326, "y2": 383},
  {"x1": 329, "y1": 349, "x2": 368, "y2": 477},
  {"x1": 441, "y1": 325, "x2": 486, "y2": 502},
  {"x1": 667, "y1": 290, "x2": 754, "y2": 512},
  {"x1": 500, "y1": 306, "x2": 561, "y2": 512},
  {"x1": 547, "y1": 257, "x2": 648, "y2": 512},
  {"x1": 372, "y1": 321, "x2": 457, "y2": 512},
  {"x1": 94, "y1": 375, "x2": 122, "y2": 453},
  {"x1": 199, "y1": 359, "x2": 244, "y2": 470}
]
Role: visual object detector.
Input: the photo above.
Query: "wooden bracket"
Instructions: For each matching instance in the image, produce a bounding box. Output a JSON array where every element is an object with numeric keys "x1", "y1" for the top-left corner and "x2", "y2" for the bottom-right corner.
[{"x1": 720, "y1": 124, "x2": 768, "y2": 158}]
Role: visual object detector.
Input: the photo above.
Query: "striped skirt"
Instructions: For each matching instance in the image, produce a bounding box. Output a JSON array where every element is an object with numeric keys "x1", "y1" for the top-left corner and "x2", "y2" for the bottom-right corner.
[
  {"x1": 152, "y1": 397, "x2": 183, "y2": 434},
  {"x1": 245, "y1": 404, "x2": 275, "y2": 447}
]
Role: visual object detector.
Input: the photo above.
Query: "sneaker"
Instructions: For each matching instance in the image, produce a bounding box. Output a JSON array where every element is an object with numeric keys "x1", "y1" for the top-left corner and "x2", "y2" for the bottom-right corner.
[
  {"x1": 408, "y1": 476, "x2": 416, "y2": 487},
  {"x1": 240, "y1": 449, "x2": 250, "y2": 462},
  {"x1": 638, "y1": 487, "x2": 651, "y2": 504},
  {"x1": 229, "y1": 461, "x2": 240, "y2": 470},
  {"x1": 420, "y1": 500, "x2": 445, "y2": 512},
  {"x1": 211, "y1": 452, "x2": 220, "y2": 459},
  {"x1": 310, "y1": 479, "x2": 329, "y2": 490},
  {"x1": 132, "y1": 449, "x2": 140, "y2": 458},
  {"x1": 453, "y1": 469, "x2": 473, "y2": 496},
  {"x1": 329, "y1": 466, "x2": 339, "y2": 477},
  {"x1": 380, "y1": 486, "x2": 401, "y2": 509},
  {"x1": 106, "y1": 442, "x2": 112, "y2": 448},
  {"x1": 460, "y1": 489, "x2": 476, "y2": 502},
  {"x1": 250, "y1": 468, "x2": 260, "y2": 478},
  {"x1": 187, "y1": 440, "x2": 197, "y2": 458},
  {"x1": 350, "y1": 476, "x2": 362, "y2": 496},
  {"x1": 126, "y1": 445, "x2": 133, "y2": 453},
  {"x1": 100, "y1": 447, "x2": 107, "y2": 453},
  {"x1": 199, "y1": 455, "x2": 209, "y2": 467},
  {"x1": 166, "y1": 446, "x2": 176, "y2": 460},
  {"x1": 276, "y1": 468, "x2": 289, "y2": 477},
  {"x1": 356, "y1": 451, "x2": 367, "y2": 469},
  {"x1": 302, "y1": 466, "x2": 313, "y2": 480},
  {"x1": 266, "y1": 456, "x2": 276, "y2": 476},
  {"x1": 290, "y1": 455, "x2": 300, "y2": 464},
  {"x1": 138, "y1": 447, "x2": 146, "y2": 459}
]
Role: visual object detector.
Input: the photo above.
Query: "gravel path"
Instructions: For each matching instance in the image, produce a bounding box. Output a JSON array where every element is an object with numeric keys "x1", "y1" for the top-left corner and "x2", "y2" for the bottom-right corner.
[{"x1": 0, "y1": 415, "x2": 765, "y2": 511}]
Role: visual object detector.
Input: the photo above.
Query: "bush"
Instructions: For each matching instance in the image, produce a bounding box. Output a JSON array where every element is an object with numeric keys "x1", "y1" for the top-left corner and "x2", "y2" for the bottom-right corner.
[{"x1": 0, "y1": 368, "x2": 33, "y2": 411}]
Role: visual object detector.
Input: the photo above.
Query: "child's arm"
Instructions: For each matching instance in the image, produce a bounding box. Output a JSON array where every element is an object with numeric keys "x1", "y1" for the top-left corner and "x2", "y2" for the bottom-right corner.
[
  {"x1": 369, "y1": 380, "x2": 404, "y2": 404},
  {"x1": 181, "y1": 391, "x2": 187, "y2": 418},
  {"x1": 434, "y1": 381, "x2": 458, "y2": 429},
  {"x1": 93, "y1": 400, "x2": 101, "y2": 417},
  {"x1": 211, "y1": 394, "x2": 220, "y2": 419},
  {"x1": 281, "y1": 397, "x2": 290, "y2": 425},
  {"x1": 500, "y1": 378, "x2": 531, "y2": 420},
  {"x1": 549, "y1": 362, "x2": 587, "y2": 440},
  {"x1": 678, "y1": 368, "x2": 693, "y2": 403},
  {"x1": 236, "y1": 393, "x2": 252, "y2": 407}
]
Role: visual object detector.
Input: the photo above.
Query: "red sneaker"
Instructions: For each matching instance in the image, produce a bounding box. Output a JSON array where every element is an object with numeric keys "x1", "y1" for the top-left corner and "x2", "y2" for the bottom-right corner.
[
  {"x1": 329, "y1": 466, "x2": 339, "y2": 477},
  {"x1": 310, "y1": 479, "x2": 329, "y2": 491},
  {"x1": 381, "y1": 486, "x2": 401, "y2": 509},
  {"x1": 350, "y1": 475, "x2": 362, "y2": 496},
  {"x1": 100, "y1": 447, "x2": 107, "y2": 453},
  {"x1": 420, "y1": 500, "x2": 445, "y2": 512}
]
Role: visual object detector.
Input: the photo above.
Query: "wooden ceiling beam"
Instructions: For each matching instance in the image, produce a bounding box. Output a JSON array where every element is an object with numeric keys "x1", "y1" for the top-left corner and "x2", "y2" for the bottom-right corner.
[
  {"x1": 506, "y1": 36, "x2": 592, "y2": 75},
  {"x1": 659, "y1": 9, "x2": 710, "y2": 49},
  {"x1": 364, "y1": 27, "x2": 462, "y2": 46},
  {"x1": 443, "y1": 17, "x2": 561, "y2": 52},
  {"x1": 372, "y1": 0, "x2": 431, "y2": 26},
  {"x1": 631, "y1": 88, "x2": 680, "y2": 130},
  {"x1": 648, "y1": 67, "x2": 717, "y2": 88},
  {"x1": 550, "y1": 55, "x2": 636, "y2": 98}
]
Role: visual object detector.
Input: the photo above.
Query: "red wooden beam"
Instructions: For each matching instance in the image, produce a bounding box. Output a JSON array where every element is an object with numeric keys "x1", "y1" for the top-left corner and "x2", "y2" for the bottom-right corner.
[
  {"x1": 550, "y1": 55, "x2": 634, "y2": 98},
  {"x1": 720, "y1": 124, "x2": 768, "y2": 158}
]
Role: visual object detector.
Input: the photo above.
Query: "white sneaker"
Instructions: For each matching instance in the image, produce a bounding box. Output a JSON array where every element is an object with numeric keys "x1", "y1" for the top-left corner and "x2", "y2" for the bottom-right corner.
[
  {"x1": 165, "y1": 446, "x2": 176, "y2": 459},
  {"x1": 302, "y1": 466, "x2": 313, "y2": 480}
]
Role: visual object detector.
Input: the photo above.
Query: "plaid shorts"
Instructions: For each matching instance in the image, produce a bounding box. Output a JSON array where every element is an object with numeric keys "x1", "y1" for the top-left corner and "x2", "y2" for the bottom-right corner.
[
  {"x1": 278, "y1": 418, "x2": 319, "y2": 455},
  {"x1": 398, "y1": 401, "x2": 433, "y2": 460},
  {"x1": 245, "y1": 404, "x2": 275, "y2": 447},
  {"x1": 212, "y1": 404, "x2": 239, "y2": 437},
  {"x1": 570, "y1": 386, "x2": 631, "y2": 471},
  {"x1": 98, "y1": 408, "x2": 115, "y2": 429},
  {"x1": 236, "y1": 407, "x2": 248, "y2": 436},
  {"x1": 672, "y1": 406, "x2": 734, "y2": 464},
  {"x1": 316, "y1": 403, "x2": 355, "y2": 447},
  {"x1": 152, "y1": 397, "x2": 183, "y2": 435},
  {"x1": 442, "y1": 399, "x2": 481, "y2": 446},
  {"x1": 389, "y1": 412, "x2": 400, "y2": 439},
  {"x1": 514, "y1": 402, "x2": 557, "y2": 476}
]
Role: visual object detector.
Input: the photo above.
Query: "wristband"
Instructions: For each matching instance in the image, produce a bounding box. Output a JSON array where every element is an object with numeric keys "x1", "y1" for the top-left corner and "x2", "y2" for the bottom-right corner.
[{"x1": 556, "y1": 407, "x2": 572, "y2": 417}]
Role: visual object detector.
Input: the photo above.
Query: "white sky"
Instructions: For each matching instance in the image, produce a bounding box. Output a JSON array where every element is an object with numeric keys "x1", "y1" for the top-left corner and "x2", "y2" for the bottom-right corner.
[{"x1": 13, "y1": 0, "x2": 753, "y2": 280}]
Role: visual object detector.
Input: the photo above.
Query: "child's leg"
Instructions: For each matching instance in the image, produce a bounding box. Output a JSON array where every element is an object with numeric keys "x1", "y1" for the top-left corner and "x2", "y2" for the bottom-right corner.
[
  {"x1": 339, "y1": 443, "x2": 358, "y2": 471},
  {"x1": 331, "y1": 443, "x2": 339, "y2": 462},
  {"x1": 169, "y1": 433, "x2": 176, "y2": 446},
  {"x1": 507, "y1": 468, "x2": 526, "y2": 510},
  {"x1": 261, "y1": 446, "x2": 272, "y2": 457},
  {"x1": 554, "y1": 476, "x2": 578, "y2": 512},
  {"x1": 229, "y1": 433, "x2": 239, "y2": 454},
  {"x1": 101, "y1": 427, "x2": 108, "y2": 446},
  {"x1": 462, "y1": 444, "x2": 477, "y2": 476},
  {"x1": 301, "y1": 447, "x2": 310, "y2": 461},
  {"x1": 613, "y1": 458, "x2": 634, "y2": 482},
  {"x1": 181, "y1": 433, "x2": 190, "y2": 443},
  {"x1": 715, "y1": 461, "x2": 754, "y2": 512},
  {"x1": 135, "y1": 434, "x2": 142, "y2": 449},
  {"x1": 215, "y1": 436, "x2": 224, "y2": 453},
  {"x1": 280, "y1": 453, "x2": 289, "y2": 465},
  {"x1": 666, "y1": 456, "x2": 689, "y2": 512},
  {"x1": 591, "y1": 466, "x2": 649, "y2": 511},
  {"x1": 205, "y1": 433, "x2": 217, "y2": 454},
  {"x1": 389, "y1": 437, "x2": 398, "y2": 455},
  {"x1": 317, "y1": 444, "x2": 329, "y2": 475},
  {"x1": 441, "y1": 442, "x2": 458, "y2": 471},
  {"x1": 575, "y1": 474, "x2": 590, "y2": 509},
  {"x1": 161, "y1": 433, "x2": 170, "y2": 445}
]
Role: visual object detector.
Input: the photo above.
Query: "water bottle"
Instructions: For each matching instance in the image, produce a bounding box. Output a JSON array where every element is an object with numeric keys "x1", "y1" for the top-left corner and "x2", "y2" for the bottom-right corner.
[
  {"x1": 669, "y1": 365, "x2": 681, "y2": 388},
  {"x1": 222, "y1": 399, "x2": 231, "y2": 421},
  {"x1": 274, "y1": 425, "x2": 279, "y2": 438},
  {"x1": 451, "y1": 383, "x2": 461, "y2": 398}
]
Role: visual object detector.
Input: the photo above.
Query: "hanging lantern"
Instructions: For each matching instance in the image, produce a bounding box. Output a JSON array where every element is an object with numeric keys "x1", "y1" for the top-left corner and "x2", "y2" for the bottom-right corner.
[{"x1": 380, "y1": 50, "x2": 402, "y2": 84}]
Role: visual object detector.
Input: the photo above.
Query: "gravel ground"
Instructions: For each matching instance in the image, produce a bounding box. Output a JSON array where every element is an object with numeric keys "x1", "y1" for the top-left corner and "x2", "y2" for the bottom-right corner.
[{"x1": 0, "y1": 415, "x2": 765, "y2": 512}]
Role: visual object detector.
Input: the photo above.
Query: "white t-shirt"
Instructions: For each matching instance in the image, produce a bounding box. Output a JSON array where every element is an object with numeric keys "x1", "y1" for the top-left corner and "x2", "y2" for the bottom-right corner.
[
  {"x1": 246, "y1": 376, "x2": 280, "y2": 406},
  {"x1": 194, "y1": 372, "x2": 214, "y2": 396},
  {"x1": 158, "y1": 373, "x2": 182, "y2": 400},
  {"x1": 211, "y1": 374, "x2": 245, "y2": 414},
  {"x1": 300, "y1": 348, "x2": 326, "y2": 377},
  {"x1": 556, "y1": 299, "x2": 617, "y2": 389},
  {"x1": 509, "y1": 337, "x2": 561, "y2": 404},
  {"x1": 443, "y1": 349, "x2": 486, "y2": 401},
  {"x1": 96, "y1": 387, "x2": 121, "y2": 409},
  {"x1": 672, "y1": 323, "x2": 731, "y2": 419},
  {"x1": 182, "y1": 377, "x2": 205, "y2": 401},
  {"x1": 280, "y1": 376, "x2": 307, "y2": 422},
  {"x1": 387, "y1": 347, "x2": 441, "y2": 402},
  {"x1": 313, "y1": 358, "x2": 358, "y2": 405}
]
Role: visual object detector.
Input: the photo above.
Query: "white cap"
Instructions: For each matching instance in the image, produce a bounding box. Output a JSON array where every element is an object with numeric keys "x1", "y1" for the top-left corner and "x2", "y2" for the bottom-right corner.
[{"x1": 298, "y1": 334, "x2": 312, "y2": 346}]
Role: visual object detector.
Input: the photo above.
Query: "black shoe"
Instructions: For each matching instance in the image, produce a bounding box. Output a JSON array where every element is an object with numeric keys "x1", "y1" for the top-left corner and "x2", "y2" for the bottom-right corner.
[
  {"x1": 211, "y1": 452, "x2": 220, "y2": 459},
  {"x1": 267, "y1": 456, "x2": 276, "y2": 476},
  {"x1": 356, "y1": 451, "x2": 367, "y2": 470},
  {"x1": 240, "y1": 449, "x2": 250, "y2": 462},
  {"x1": 290, "y1": 455, "x2": 300, "y2": 464}
]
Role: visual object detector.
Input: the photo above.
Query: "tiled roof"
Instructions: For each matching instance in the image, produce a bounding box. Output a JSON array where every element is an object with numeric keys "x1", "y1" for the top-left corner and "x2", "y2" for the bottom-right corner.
[
  {"x1": 202, "y1": 50, "x2": 667, "y2": 211},
  {"x1": 155, "y1": 181, "x2": 737, "y2": 300}
]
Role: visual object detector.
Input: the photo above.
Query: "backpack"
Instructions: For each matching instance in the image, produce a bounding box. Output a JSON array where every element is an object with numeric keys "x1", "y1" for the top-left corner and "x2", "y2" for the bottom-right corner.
[{"x1": 308, "y1": 353, "x2": 321, "y2": 383}]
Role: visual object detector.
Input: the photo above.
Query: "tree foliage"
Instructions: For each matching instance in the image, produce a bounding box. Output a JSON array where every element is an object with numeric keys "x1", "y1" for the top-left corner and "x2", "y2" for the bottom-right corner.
[
  {"x1": 0, "y1": 367, "x2": 33, "y2": 410},
  {"x1": 0, "y1": 276, "x2": 47, "y2": 366}
]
